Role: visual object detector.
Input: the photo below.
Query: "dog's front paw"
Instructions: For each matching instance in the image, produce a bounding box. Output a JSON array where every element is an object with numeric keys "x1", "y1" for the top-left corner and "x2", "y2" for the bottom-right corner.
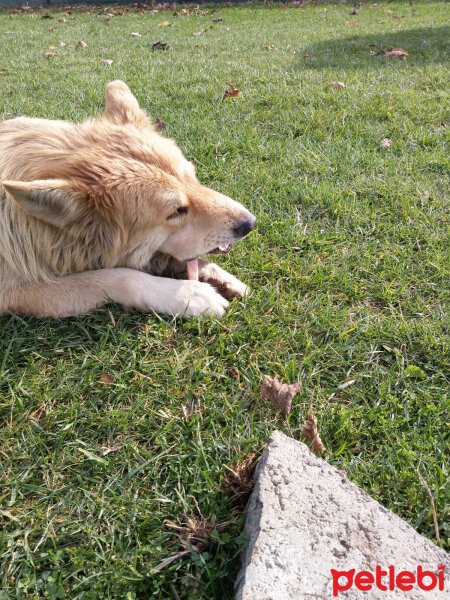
[
  {"x1": 198, "y1": 260, "x2": 249, "y2": 300},
  {"x1": 175, "y1": 280, "x2": 229, "y2": 318}
]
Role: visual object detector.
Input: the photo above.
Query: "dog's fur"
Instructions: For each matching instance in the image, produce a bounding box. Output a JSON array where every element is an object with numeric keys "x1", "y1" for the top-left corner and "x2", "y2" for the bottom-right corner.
[{"x1": 0, "y1": 81, "x2": 255, "y2": 318}]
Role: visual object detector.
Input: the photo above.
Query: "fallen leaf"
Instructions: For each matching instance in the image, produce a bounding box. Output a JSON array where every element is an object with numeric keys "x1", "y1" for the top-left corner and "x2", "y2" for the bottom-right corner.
[
  {"x1": 330, "y1": 81, "x2": 346, "y2": 89},
  {"x1": 100, "y1": 59, "x2": 113, "y2": 66},
  {"x1": 155, "y1": 117, "x2": 167, "y2": 132},
  {"x1": 100, "y1": 373, "x2": 114, "y2": 384},
  {"x1": 0, "y1": 68, "x2": 8, "y2": 75},
  {"x1": 346, "y1": 21, "x2": 358, "y2": 26},
  {"x1": 131, "y1": 32, "x2": 141, "y2": 37},
  {"x1": 265, "y1": 44, "x2": 278, "y2": 50},
  {"x1": 152, "y1": 41, "x2": 169, "y2": 51},
  {"x1": 379, "y1": 47, "x2": 410, "y2": 58},
  {"x1": 43, "y1": 52, "x2": 58, "y2": 58},
  {"x1": 193, "y1": 29, "x2": 208, "y2": 36},
  {"x1": 301, "y1": 413, "x2": 325, "y2": 453},
  {"x1": 48, "y1": 45, "x2": 57, "y2": 50},
  {"x1": 260, "y1": 375, "x2": 301, "y2": 415},
  {"x1": 223, "y1": 82, "x2": 239, "y2": 99},
  {"x1": 76, "y1": 40, "x2": 87, "y2": 49},
  {"x1": 159, "y1": 20, "x2": 171, "y2": 27},
  {"x1": 212, "y1": 17, "x2": 223, "y2": 22},
  {"x1": 58, "y1": 41, "x2": 66, "y2": 47},
  {"x1": 101, "y1": 441, "x2": 123, "y2": 455},
  {"x1": 226, "y1": 367, "x2": 240, "y2": 384},
  {"x1": 303, "y1": 54, "x2": 311, "y2": 60},
  {"x1": 380, "y1": 138, "x2": 391, "y2": 148},
  {"x1": 57, "y1": 18, "x2": 68, "y2": 23}
]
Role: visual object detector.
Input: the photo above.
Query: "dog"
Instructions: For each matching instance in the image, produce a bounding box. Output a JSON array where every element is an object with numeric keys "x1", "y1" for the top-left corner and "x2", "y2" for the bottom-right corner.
[{"x1": 0, "y1": 81, "x2": 256, "y2": 319}]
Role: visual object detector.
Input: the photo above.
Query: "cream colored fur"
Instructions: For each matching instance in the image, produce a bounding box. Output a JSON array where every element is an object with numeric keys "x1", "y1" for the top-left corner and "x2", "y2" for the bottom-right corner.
[{"x1": 0, "y1": 81, "x2": 255, "y2": 318}]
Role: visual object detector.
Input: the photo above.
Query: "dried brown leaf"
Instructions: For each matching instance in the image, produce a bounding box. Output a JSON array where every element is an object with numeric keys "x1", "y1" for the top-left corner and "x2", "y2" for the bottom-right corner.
[
  {"x1": 223, "y1": 82, "x2": 239, "y2": 99},
  {"x1": 76, "y1": 40, "x2": 87, "y2": 49},
  {"x1": 100, "y1": 373, "x2": 114, "y2": 384},
  {"x1": 260, "y1": 375, "x2": 301, "y2": 415},
  {"x1": 152, "y1": 41, "x2": 169, "y2": 51},
  {"x1": 43, "y1": 52, "x2": 58, "y2": 58},
  {"x1": 159, "y1": 20, "x2": 171, "y2": 27},
  {"x1": 265, "y1": 44, "x2": 278, "y2": 51},
  {"x1": 301, "y1": 413, "x2": 325, "y2": 453},
  {"x1": 226, "y1": 367, "x2": 240, "y2": 384},
  {"x1": 101, "y1": 440, "x2": 123, "y2": 455},
  {"x1": 100, "y1": 59, "x2": 113, "y2": 66},
  {"x1": 155, "y1": 117, "x2": 167, "y2": 132},
  {"x1": 131, "y1": 32, "x2": 142, "y2": 37},
  {"x1": 380, "y1": 138, "x2": 391, "y2": 148},
  {"x1": 330, "y1": 81, "x2": 346, "y2": 89},
  {"x1": 379, "y1": 47, "x2": 410, "y2": 58},
  {"x1": 193, "y1": 29, "x2": 208, "y2": 36}
]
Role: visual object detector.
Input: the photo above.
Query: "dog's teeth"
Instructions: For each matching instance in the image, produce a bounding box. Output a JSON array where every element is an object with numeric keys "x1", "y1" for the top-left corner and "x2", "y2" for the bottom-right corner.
[{"x1": 187, "y1": 259, "x2": 199, "y2": 281}]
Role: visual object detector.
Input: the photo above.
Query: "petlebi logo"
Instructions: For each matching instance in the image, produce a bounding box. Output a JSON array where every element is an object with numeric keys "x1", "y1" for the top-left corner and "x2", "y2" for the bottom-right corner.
[{"x1": 331, "y1": 564, "x2": 446, "y2": 596}]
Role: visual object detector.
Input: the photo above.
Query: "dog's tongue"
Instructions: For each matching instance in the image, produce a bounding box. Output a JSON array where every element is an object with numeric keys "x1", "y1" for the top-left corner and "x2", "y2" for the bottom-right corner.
[{"x1": 187, "y1": 259, "x2": 199, "y2": 281}]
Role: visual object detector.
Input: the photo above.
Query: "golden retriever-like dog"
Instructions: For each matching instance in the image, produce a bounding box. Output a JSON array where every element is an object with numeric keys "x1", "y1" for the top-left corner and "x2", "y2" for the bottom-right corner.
[{"x1": 0, "y1": 81, "x2": 256, "y2": 318}]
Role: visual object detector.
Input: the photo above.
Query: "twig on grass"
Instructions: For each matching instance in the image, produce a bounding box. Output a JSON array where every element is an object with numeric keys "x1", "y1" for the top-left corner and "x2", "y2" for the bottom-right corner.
[
  {"x1": 416, "y1": 460, "x2": 441, "y2": 546},
  {"x1": 149, "y1": 549, "x2": 191, "y2": 574}
]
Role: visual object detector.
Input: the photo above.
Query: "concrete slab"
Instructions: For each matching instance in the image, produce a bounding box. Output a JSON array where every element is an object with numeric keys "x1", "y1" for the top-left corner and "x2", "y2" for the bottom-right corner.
[{"x1": 236, "y1": 431, "x2": 448, "y2": 599}]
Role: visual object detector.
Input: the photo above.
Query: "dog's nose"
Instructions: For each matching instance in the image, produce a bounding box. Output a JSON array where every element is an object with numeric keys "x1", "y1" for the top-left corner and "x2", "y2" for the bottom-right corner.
[{"x1": 233, "y1": 214, "x2": 257, "y2": 238}]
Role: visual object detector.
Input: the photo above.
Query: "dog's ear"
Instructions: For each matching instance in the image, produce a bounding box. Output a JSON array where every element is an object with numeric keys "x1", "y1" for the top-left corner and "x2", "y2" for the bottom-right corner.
[
  {"x1": 3, "y1": 179, "x2": 88, "y2": 228},
  {"x1": 104, "y1": 80, "x2": 150, "y2": 127}
]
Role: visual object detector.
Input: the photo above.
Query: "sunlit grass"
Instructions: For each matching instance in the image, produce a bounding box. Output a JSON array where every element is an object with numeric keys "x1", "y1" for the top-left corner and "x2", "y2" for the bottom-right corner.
[{"x1": 0, "y1": 1, "x2": 449, "y2": 598}]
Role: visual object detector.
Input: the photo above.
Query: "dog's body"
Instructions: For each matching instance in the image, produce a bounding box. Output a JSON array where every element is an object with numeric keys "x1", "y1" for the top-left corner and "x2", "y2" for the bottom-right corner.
[{"x1": 0, "y1": 81, "x2": 255, "y2": 318}]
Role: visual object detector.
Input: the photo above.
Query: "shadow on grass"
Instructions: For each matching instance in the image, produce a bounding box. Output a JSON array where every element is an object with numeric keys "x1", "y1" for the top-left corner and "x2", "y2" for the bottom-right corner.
[
  {"x1": 299, "y1": 26, "x2": 449, "y2": 70},
  {"x1": 0, "y1": 308, "x2": 152, "y2": 369}
]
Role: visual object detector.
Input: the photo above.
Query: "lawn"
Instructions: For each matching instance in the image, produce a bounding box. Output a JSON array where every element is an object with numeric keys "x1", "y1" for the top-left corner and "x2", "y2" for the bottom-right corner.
[{"x1": 0, "y1": 1, "x2": 449, "y2": 598}]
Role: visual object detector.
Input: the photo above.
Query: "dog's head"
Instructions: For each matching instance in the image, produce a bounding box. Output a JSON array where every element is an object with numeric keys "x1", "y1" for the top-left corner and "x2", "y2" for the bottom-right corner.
[{"x1": 3, "y1": 81, "x2": 256, "y2": 274}]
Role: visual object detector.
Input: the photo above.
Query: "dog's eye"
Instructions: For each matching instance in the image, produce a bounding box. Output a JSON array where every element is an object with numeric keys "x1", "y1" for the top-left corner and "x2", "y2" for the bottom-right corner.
[{"x1": 167, "y1": 207, "x2": 188, "y2": 220}]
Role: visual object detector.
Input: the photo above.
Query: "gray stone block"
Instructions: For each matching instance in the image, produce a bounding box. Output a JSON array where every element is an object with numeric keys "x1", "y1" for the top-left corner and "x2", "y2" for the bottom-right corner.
[{"x1": 236, "y1": 430, "x2": 448, "y2": 599}]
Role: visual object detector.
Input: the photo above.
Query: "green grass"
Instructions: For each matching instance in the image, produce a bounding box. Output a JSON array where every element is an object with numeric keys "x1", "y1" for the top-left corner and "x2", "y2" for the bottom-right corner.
[{"x1": 0, "y1": 1, "x2": 449, "y2": 598}]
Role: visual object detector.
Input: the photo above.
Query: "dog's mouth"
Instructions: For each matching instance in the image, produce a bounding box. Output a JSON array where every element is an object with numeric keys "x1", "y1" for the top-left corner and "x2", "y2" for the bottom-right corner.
[
  {"x1": 208, "y1": 244, "x2": 233, "y2": 255},
  {"x1": 186, "y1": 244, "x2": 233, "y2": 281}
]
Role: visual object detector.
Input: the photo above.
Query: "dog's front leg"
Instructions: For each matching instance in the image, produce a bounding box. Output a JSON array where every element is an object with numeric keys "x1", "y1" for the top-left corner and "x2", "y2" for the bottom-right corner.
[
  {"x1": 197, "y1": 259, "x2": 249, "y2": 299},
  {"x1": 3, "y1": 268, "x2": 229, "y2": 318}
]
